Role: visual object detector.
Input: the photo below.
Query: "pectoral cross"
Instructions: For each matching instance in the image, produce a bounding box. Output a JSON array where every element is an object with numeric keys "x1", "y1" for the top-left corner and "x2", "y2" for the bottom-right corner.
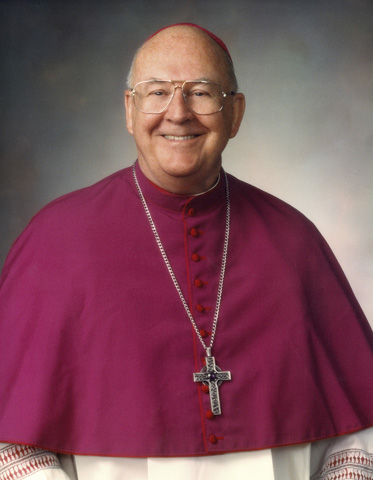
[{"x1": 193, "y1": 349, "x2": 231, "y2": 415}]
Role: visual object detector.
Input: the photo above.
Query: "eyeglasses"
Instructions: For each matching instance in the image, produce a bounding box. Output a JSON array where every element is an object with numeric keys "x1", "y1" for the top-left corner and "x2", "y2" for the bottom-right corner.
[{"x1": 131, "y1": 80, "x2": 236, "y2": 115}]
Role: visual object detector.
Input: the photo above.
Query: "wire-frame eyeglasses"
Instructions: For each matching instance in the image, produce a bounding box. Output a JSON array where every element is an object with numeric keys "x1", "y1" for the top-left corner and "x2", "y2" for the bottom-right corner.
[{"x1": 131, "y1": 80, "x2": 236, "y2": 115}]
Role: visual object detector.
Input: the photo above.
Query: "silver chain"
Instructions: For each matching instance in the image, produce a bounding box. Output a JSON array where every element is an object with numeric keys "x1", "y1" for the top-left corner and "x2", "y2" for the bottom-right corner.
[{"x1": 132, "y1": 163, "x2": 230, "y2": 354}]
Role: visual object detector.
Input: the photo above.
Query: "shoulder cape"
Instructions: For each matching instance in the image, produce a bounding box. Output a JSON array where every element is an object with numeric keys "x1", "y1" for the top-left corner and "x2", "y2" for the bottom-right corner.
[{"x1": 0, "y1": 165, "x2": 372, "y2": 456}]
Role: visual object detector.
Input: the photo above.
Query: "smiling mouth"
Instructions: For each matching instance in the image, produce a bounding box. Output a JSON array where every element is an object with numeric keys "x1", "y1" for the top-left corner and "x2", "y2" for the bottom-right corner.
[{"x1": 163, "y1": 135, "x2": 199, "y2": 141}]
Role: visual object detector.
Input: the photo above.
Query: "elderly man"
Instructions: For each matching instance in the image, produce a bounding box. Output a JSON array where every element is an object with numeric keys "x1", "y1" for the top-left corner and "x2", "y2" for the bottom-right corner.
[{"x1": 0, "y1": 23, "x2": 372, "y2": 480}]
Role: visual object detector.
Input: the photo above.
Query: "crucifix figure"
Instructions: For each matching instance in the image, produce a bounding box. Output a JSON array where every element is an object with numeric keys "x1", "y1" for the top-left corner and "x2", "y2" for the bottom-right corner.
[{"x1": 193, "y1": 349, "x2": 231, "y2": 415}]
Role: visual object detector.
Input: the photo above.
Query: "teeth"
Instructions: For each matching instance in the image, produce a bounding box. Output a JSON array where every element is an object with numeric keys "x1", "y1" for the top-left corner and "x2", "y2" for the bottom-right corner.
[{"x1": 164, "y1": 135, "x2": 196, "y2": 141}]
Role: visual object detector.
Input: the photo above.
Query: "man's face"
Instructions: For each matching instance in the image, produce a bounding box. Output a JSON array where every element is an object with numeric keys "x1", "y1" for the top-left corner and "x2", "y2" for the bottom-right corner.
[{"x1": 125, "y1": 27, "x2": 245, "y2": 194}]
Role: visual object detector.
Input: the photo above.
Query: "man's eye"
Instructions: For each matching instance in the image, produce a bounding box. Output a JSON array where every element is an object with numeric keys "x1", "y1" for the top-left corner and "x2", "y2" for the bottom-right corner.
[
  {"x1": 149, "y1": 90, "x2": 167, "y2": 96},
  {"x1": 189, "y1": 91, "x2": 210, "y2": 97}
]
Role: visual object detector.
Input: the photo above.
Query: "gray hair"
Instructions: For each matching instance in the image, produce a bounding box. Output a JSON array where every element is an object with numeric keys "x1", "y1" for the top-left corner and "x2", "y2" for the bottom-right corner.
[{"x1": 126, "y1": 45, "x2": 142, "y2": 89}]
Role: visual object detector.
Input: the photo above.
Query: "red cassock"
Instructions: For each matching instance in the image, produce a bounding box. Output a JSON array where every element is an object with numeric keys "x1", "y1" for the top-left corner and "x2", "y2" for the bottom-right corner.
[{"x1": 0, "y1": 162, "x2": 372, "y2": 457}]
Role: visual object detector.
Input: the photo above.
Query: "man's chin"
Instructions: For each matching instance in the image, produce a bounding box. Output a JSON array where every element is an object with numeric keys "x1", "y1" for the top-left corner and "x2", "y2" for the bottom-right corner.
[
  {"x1": 161, "y1": 161, "x2": 205, "y2": 181},
  {"x1": 160, "y1": 164, "x2": 221, "y2": 195}
]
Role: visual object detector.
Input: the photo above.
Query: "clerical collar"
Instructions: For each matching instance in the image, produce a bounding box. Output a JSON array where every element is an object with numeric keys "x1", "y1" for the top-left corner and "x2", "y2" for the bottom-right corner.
[
  {"x1": 133, "y1": 161, "x2": 225, "y2": 214},
  {"x1": 188, "y1": 173, "x2": 221, "y2": 196}
]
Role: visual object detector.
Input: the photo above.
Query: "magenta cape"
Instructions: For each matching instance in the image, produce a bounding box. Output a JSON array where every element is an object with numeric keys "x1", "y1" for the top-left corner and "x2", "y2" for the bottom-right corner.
[{"x1": 0, "y1": 164, "x2": 372, "y2": 457}]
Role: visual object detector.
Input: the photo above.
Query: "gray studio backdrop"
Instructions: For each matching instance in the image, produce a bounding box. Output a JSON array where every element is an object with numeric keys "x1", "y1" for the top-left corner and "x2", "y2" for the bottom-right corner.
[{"x1": 1, "y1": 1, "x2": 372, "y2": 322}]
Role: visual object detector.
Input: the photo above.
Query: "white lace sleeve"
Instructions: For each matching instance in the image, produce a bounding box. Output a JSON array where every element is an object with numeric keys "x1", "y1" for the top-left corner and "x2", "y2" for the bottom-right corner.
[
  {"x1": 310, "y1": 428, "x2": 373, "y2": 479},
  {"x1": 0, "y1": 443, "x2": 72, "y2": 480}
]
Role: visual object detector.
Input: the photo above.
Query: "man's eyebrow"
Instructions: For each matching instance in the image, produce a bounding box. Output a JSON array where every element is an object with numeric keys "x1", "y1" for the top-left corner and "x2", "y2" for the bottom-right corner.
[
  {"x1": 193, "y1": 77, "x2": 215, "y2": 82},
  {"x1": 135, "y1": 78, "x2": 170, "y2": 83},
  {"x1": 140, "y1": 77, "x2": 216, "y2": 82}
]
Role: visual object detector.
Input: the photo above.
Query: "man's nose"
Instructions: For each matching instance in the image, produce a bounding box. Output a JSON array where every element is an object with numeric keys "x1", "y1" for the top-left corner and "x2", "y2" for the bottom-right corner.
[{"x1": 164, "y1": 86, "x2": 194, "y2": 121}]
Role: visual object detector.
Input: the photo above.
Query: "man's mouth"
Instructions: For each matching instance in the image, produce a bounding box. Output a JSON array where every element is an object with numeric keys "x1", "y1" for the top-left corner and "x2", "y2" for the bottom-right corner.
[{"x1": 163, "y1": 135, "x2": 198, "y2": 141}]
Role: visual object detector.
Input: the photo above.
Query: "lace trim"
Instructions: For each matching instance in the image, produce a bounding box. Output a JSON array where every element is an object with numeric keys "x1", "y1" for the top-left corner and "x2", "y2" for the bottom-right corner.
[
  {"x1": 312, "y1": 448, "x2": 373, "y2": 479},
  {"x1": 0, "y1": 444, "x2": 60, "y2": 480}
]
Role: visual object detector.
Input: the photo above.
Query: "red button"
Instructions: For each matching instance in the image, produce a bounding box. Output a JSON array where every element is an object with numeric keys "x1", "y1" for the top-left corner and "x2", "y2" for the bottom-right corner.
[
  {"x1": 209, "y1": 435, "x2": 218, "y2": 444},
  {"x1": 191, "y1": 253, "x2": 201, "y2": 262},
  {"x1": 190, "y1": 228, "x2": 199, "y2": 237},
  {"x1": 201, "y1": 385, "x2": 209, "y2": 394},
  {"x1": 206, "y1": 410, "x2": 214, "y2": 420},
  {"x1": 194, "y1": 278, "x2": 203, "y2": 288},
  {"x1": 196, "y1": 304, "x2": 205, "y2": 312},
  {"x1": 199, "y1": 329, "x2": 208, "y2": 338},
  {"x1": 188, "y1": 208, "x2": 196, "y2": 217}
]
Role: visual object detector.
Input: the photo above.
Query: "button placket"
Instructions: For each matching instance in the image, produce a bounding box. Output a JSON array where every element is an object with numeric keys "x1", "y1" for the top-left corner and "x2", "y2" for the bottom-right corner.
[
  {"x1": 189, "y1": 222, "x2": 208, "y2": 296},
  {"x1": 185, "y1": 203, "x2": 225, "y2": 446},
  {"x1": 188, "y1": 217, "x2": 212, "y2": 350}
]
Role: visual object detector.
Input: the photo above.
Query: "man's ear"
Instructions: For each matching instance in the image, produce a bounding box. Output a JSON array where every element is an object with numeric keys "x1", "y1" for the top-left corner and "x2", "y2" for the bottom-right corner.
[
  {"x1": 124, "y1": 90, "x2": 134, "y2": 135},
  {"x1": 229, "y1": 93, "x2": 245, "y2": 139}
]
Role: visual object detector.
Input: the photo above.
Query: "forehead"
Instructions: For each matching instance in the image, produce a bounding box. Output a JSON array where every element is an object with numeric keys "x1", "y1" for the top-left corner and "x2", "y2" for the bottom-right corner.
[{"x1": 132, "y1": 28, "x2": 229, "y2": 85}]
